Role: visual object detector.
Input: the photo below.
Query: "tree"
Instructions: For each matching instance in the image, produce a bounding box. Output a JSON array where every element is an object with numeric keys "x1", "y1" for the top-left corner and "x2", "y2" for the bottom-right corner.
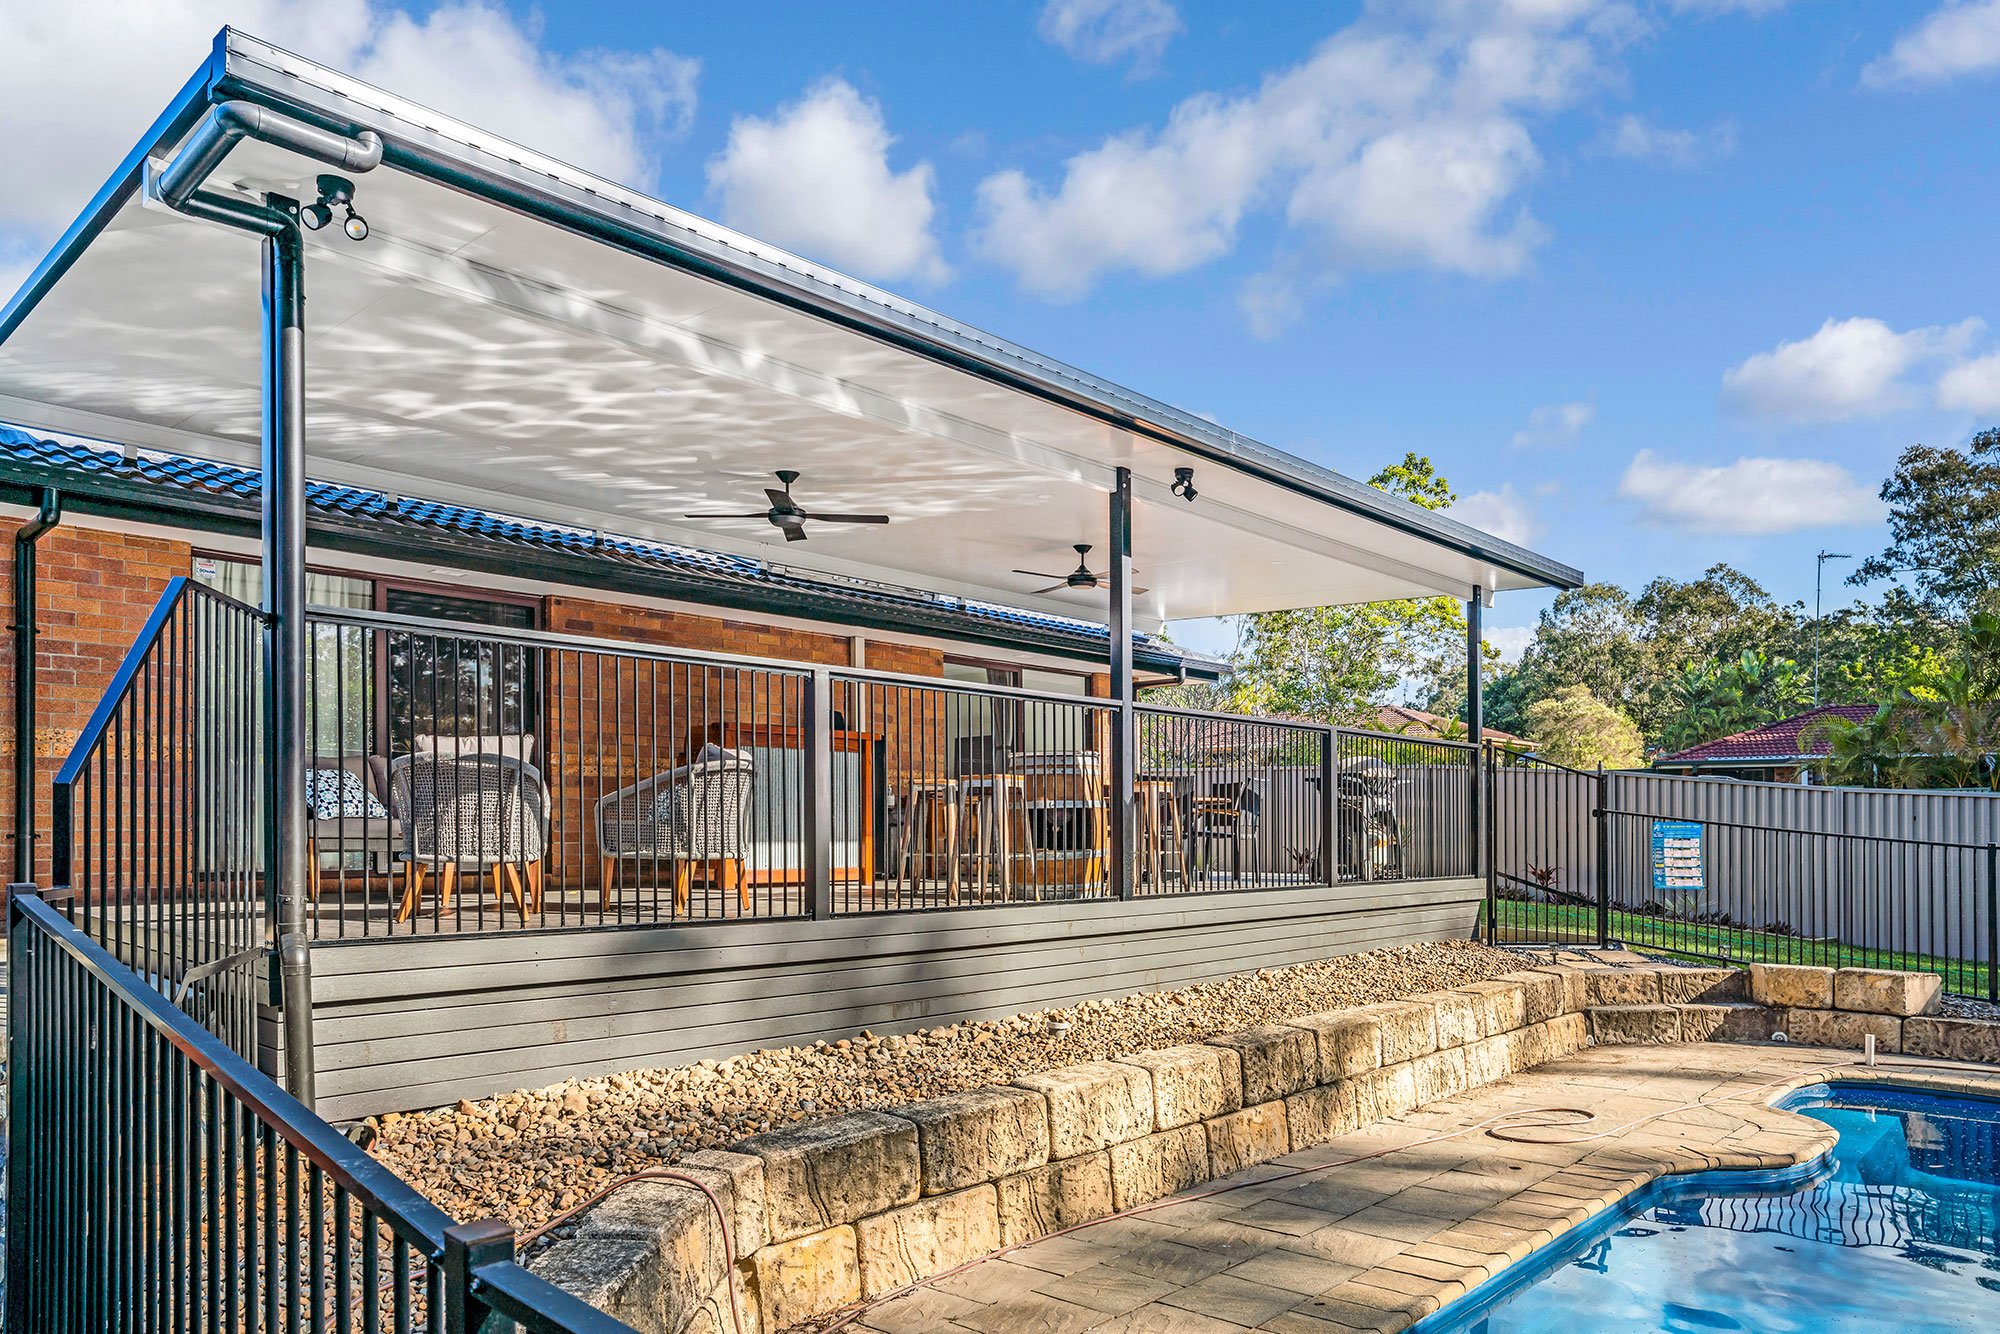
[
  {"x1": 1809, "y1": 614, "x2": 2000, "y2": 790},
  {"x1": 1523, "y1": 685, "x2": 1645, "y2": 770},
  {"x1": 1652, "y1": 649, "x2": 1810, "y2": 756},
  {"x1": 1852, "y1": 427, "x2": 2000, "y2": 620},
  {"x1": 1482, "y1": 583, "x2": 1642, "y2": 735}
]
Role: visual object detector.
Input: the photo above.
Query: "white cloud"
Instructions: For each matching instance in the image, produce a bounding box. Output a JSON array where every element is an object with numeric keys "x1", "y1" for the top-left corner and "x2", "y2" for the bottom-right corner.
[
  {"x1": 1721, "y1": 316, "x2": 1984, "y2": 423},
  {"x1": 1937, "y1": 351, "x2": 2000, "y2": 414},
  {"x1": 1483, "y1": 624, "x2": 1536, "y2": 664},
  {"x1": 1510, "y1": 399, "x2": 1593, "y2": 447},
  {"x1": 1595, "y1": 113, "x2": 1736, "y2": 167},
  {"x1": 1237, "y1": 268, "x2": 1309, "y2": 341},
  {"x1": 1666, "y1": 0, "x2": 1795, "y2": 13},
  {"x1": 1863, "y1": 1, "x2": 2000, "y2": 87},
  {"x1": 0, "y1": 2, "x2": 697, "y2": 237},
  {"x1": 974, "y1": 4, "x2": 1628, "y2": 302},
  {"x1": 1039, "y1": 0, "x2": 1182, "y2": 70},
  {"x1": 707, "y1": 79, "x2": 949, "y2": 286},
  {"x1": 1619, "y1": 450, "x2": 1882, "y2": 534},
  {"x1": 1448, "y1": 484, "x2": 1541, "y2": 546}
]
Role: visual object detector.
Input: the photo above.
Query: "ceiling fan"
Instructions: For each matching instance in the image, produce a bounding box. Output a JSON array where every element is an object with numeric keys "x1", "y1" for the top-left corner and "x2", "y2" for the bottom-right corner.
[
  {"x1": 683, "y1": 469, "x2": 890, "y2": 543},
  {"x1": 1014, "y1": 544, "x2": 1148, "y2": 596}
]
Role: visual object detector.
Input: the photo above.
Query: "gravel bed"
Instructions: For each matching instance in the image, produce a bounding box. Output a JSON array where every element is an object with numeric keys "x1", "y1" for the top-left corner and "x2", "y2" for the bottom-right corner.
[{"x1": 366, "y1": 941, "x2": 1523, "y2": 1232}]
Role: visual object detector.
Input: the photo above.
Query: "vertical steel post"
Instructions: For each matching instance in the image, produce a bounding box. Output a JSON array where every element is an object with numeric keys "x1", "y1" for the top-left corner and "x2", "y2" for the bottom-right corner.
[
  {"x1": 804, "y1": 666, "x2": 833, "y2": 919},
  {"x1": 1108, "y1": 467, "x2": 1135, "y2": 901},
  {"x1": 1466, "y1": 586, "x2": 1484, "y2": 882},
  {"x1": 12, "y1": 489, "x2": 60, "y2": 884},
  {"x1": 1484, "y1": 744, "x2": 1498, "y2": 942},
  {"x1": 1987, "y1": 842, "x2": 1998, "y2": 1004},
  {"x1": 263, "y1": 216, "x2": 316, "y2": 1106},
  {"x1": 5, "y1": 884, "x2": 32, "y2": 1334},
  {"x1": 1318, "y1": 726, "x2": 1337, "y2": 886},
  {"x1": 442, "y1": 1218, "x2": 517, "y2": 1334},
  {"x1": 1594, "y1": 764, "x2": 1612, "y2": 948}
]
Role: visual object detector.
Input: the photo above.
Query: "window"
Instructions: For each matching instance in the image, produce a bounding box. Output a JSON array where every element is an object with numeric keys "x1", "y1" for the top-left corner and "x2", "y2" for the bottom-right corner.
[{"x1": 382, "y1": 587, "x2": 540, "y2": 754}]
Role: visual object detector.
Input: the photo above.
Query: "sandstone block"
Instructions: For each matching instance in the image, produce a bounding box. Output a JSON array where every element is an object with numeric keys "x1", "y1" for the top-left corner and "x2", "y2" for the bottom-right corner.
[
  {"x1": 1546, "y1": 1011, "x2": 1589, "y2": 1057},
  {"x1": 1678, "y1": 1003, "x2": 1779, "y2": 1044},
  {"x1": 1582, "y1": 969, "x2": 1663, "y2": 1006},
  {"x1": 995, "y1": 1152, "x2": 1114, "y2": 1245},
  {"x1": 1409, "y1": 1047, "x2": 1469, "y2": 1104},
  {"x1": 1108, "y1": 1124, "x2": 1209, "y2": 1211},
  {"x1": 1502, "y1": 969, "x2": 1571, "y2": 1025},
  {"x1": 1656, "y1": 967, "x2": 1744, "y2": 1004},
  {"x1": 1358, "y1": 999, "x2": 1439, "y2": 1066},
  {"x1": 1462, "y1": 1033, "x2": 1513, "y2": 1088},
  {"x1": 573, "y1": 1179, "x2": 728, "y2": 1326},
  {"x1": 1749, "y1": 963, "x2": 1834, "y2": 1010},
  {"x1": 1902, "y1": 1016, "x2": 2000, "y2": 1064},
  {"x1": 1206, "y1": 1101, "x2": 1290, "y2": 1176},
  {"x1": 738, "y1": 1111, "x2": 919, "y2": 1243},
  {"x1": 680, "y1": 1267, "x2": 762, "y2": 1334},
  {"x1": 1117, "y1": 1045, "x2": 1241, "y2": 1129},
  {"x1": 676, "y1": 1148, "x2": 770, "y2": 1256},
  {"x1": 854, "y1": 1185, "x2": 1001, "y2": 1298},
  {"x1": 1287, "y1": 1009, "x2": 1383, "y2": 1082},
  {"x1": 1456, "y1": 980, "x2": 1529, "y2": 1038},
  {"x1": 752, "y1": 1225, "x2": 858, "y2": 1333},
  {"x1": 1783, "y1": 1007, "x2": 1901, "y2": 1053},
  {"x1": 1506, "y1": 1021, "x2": 1555, "y2": 1071},
  {"x1": 532, "y1": 1235, "x2": 663, "y2": 1331},
  {"x1": 1012, "y1": 1060, "x2": 1153, "y2": 1159},
  {"x1": 1587, "y1": 1005, "x2": 1682, "y2": 1045},
  {"x1": 895, "y1": 1086, "x2": 1049, "y2": 1195},
  {"x1": 1285, "y1": 1082, "x2": 1362, "y2": 1147},
  {"x1": 1419, "y1": 989, "x2": 1482, "y2": 1049},
  {"x1": 1207, "y1": 1024, "x2": 1319, "y2": 1104},
  {"x1": 1353, "y1": 1062, "x2": 1418, "y2": 1123},
  {"x1": 1833, "y1": 968, "x2": 1942, "y2": 1018}
]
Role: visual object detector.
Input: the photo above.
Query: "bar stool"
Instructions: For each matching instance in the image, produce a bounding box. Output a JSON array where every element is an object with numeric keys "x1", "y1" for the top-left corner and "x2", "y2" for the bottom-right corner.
[
  {"x1": 897, "y1": 778, "x2": 961, "y2": 903},
  {"x1": 955, "y1": 774, "x2": 1039, "y2": 901},
  {"x1": 1134, "y1": 778, "x2": 1187, "y2": 890}
]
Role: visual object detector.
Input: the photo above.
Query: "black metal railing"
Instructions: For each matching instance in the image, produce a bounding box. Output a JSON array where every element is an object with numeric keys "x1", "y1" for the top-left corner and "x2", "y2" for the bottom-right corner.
[
  {"x1": 1135, "y1": 707, "x2": 1329, "y2": 893},
  {"x1": 5, "y1": 886, "x2": 636, "y2": 1334},
  {"x1": 1484, "y1": 747, "x2": 1606, "y2": 948},
  {"x1": 50, "y1": 575, "x2": 266, "y2": 1058},
  {"x1": 1332, "y1": 728, "x2": 1480, "y2": 885}
]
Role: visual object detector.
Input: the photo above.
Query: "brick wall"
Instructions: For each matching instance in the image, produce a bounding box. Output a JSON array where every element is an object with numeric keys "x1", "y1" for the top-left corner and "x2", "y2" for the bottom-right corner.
[{"x1": 0, "y1": 518, "x2": 191, "y2": 885}]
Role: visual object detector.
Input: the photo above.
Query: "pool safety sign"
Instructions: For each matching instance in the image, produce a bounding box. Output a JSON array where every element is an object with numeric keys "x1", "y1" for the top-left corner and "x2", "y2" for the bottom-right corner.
[{"x1": 1650, "y1": 820, "x2": 1705, "y2": 893}]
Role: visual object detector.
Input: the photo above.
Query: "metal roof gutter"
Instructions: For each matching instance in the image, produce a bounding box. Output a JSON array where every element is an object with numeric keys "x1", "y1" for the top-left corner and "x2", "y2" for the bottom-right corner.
[
  {"x1": 1, "y1": 29, "x2": 1580, "y2": 596},
  {"x1": 0, "y1": 455, "x2": 1219, "y2": 680}
]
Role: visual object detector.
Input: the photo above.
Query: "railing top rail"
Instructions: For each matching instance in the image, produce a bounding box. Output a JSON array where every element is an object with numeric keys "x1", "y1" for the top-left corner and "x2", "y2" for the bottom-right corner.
[
  {"x1": 470, "y1": 1259, "x2": 642, "y2": 1334},
  {"x1": 1338, "y1": 726, "x2": 1479, "y2": 751},
  {"x1": 1134, "y1": 702, "x2": 1329, "y2": 733},
  {"x1": 53, "y1": 577, "x2": 262, "y2": 789},
  {"x1": 1489, "y1": 747, "x2": 1598, "y2": 778},
  {"x1": 8, "y1": 889, "x2": 459, "y2": 1250},
  {"x1": 1598, "y1": 805, "x2": 1996, "y2": 853},
  {"x1": 831, "y1": 664, "x2": 1115, "y2": 709}
]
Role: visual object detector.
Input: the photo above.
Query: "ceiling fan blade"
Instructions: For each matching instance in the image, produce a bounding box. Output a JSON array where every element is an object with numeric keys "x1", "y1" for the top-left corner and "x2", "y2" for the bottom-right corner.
[
  {"x1": 1012, "y1": 569, "x2": 1068, "y2": 580},
  {"x1": 1028, "y1": 582, "x2": 1070, "y2": 596},
  {"x1": 807, "y1": 513, "x2": 891, "y2": 525},
  {"x1": 781, "y1": 525, "x2": 809, "y2": 542},
  {"x1": 683, "y1": 512, "x2": 770, "y2": 519}
]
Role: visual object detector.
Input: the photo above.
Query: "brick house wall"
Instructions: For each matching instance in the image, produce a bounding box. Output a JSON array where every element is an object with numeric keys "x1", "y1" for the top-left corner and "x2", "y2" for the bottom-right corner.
[{"x1": 0, "y1": 517, "x2": 191, "y2": 886}]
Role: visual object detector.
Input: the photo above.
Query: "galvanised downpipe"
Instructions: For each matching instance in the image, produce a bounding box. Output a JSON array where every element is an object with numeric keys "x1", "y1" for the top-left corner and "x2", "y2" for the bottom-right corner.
[
  {"x1": 148, "y1": 98, "x2": 380, "y2": 1110},
  {"x1": 155, "y1": 100, "x2": 382, "y2": 212},
  {"x1": 12, "y1": 486, "x2": 60, "y2": 884}
]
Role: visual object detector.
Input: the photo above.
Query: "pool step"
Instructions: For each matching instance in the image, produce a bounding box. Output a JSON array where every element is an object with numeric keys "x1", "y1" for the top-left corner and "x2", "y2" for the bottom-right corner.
[{"x1": 1588, "y1": 1001, "x2": 1780, "y2": 1046}]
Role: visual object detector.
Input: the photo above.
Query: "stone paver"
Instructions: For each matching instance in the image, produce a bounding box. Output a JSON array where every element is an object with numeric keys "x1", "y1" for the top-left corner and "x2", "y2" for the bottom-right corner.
[{"x1": 839, "y1": 1042, "x2": 2000, "y2": 1333}]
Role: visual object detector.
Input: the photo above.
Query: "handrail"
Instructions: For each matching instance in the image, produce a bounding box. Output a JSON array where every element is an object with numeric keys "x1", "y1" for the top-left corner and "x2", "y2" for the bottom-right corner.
[
  {"x1": 53, "y1": 577, "x2": 261, "y2": 789},
  {"x1": 1597, "y1": 805, "x2": 1997, "y2": 854},
  {"x1": 1134, "y1": 701, "x2": 1331, "y2": 733}
]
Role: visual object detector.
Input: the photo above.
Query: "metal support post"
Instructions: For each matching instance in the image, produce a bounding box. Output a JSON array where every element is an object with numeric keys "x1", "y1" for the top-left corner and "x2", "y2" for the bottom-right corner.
[
  {"x1": 12, "y1": 488, "x2": 60, "y2": 883},
  {"x1": 1594, "y1": 764, "x2": 1612, "y2": 948},
  {"x1": 443, "y1": 1218, "x2": 518, "y2": 1334},
  {"x1": 1108, "y1": 467, "x2": 1136, "y2": 900},
  {"x1": 264, "y1": 217, "x2": 317, "y2": 1107},
  {"x1": 1467, "y1": 586, "x2": 1484, "y2": 880},
  {"x1": 804, "y1": 667, "x2": 834, "y2": 919}
]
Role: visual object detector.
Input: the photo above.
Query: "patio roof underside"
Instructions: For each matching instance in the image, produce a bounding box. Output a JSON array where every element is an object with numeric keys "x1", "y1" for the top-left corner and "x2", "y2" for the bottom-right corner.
[{"x1": 0, "y1": 34, "x2": 1579, "y2": 633}]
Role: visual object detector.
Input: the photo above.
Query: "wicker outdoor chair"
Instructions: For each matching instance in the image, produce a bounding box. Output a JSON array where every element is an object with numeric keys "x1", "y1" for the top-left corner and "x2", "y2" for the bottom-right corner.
[
  {"x1": 593, "y1": 744, "x2": 755, "y2": 913},
  {"x1": 390, "y1": 752, "x2": 549, "y2": 922}
]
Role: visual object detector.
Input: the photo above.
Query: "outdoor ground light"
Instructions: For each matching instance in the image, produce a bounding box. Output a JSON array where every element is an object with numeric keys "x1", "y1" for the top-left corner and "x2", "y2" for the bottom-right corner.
[{"x1": 1171, "y1": 466, "x2": 1198, "y2": 502}]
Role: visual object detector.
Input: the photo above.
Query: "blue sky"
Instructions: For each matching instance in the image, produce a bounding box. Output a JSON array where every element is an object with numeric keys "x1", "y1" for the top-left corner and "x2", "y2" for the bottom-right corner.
[{"x1": 4, "y1": 1, "x2": 2000, "y2": 660}]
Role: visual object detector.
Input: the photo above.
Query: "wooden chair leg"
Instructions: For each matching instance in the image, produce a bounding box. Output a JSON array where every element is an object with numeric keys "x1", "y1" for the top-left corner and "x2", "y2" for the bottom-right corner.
[
  {"x1": 395, "y1": 860, "x2": 423, "y2": 922},
  {"x1": 724, "y1": 858, "x2": 747, "y2": 910},
  {"x1": 599, "y1": 856, "x2": 616, "y2": 913},
  {"x1": 527, "y1": 860, "x2": 544, "y2": 912},
  {"x1": 439, "y1": 862, "x2": 458, "y2": 911},
  {"x1": 673, "y1": 862, "x2": 693, "y2": 914},
  {"x1": 503, "y1": 863, "x2": 528, "y2": 919}
]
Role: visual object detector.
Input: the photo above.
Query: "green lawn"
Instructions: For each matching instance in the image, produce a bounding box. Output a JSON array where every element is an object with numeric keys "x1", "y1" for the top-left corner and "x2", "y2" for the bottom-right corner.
[{"x1": 1485, "y1": 897, "x2": 1997, "y2": 999}]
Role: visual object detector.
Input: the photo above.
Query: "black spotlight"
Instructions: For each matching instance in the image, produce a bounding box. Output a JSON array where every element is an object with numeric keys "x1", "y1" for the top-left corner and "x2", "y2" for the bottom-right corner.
[
  {"x1": 1170, "y1": 466, "x2": 1198, "y2": 503},
  {"x1": 301, "y1": 200, "x2": 333, "y2": 231},
  {"x1": 310, "y1": 174, "x2": 368, "y2": 242},
  {"x1": 342, "y1": 211, "x2": 369, "y2": 241}
]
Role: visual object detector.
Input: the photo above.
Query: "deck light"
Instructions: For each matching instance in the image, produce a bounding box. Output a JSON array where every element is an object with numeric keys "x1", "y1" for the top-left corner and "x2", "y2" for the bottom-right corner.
[{"x1": 1170, "y1": 466, "x2": 1198, "y2": 502}]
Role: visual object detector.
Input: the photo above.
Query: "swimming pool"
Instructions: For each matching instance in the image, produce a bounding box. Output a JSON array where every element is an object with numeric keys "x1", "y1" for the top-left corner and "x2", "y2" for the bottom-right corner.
[{"x1": 1415, "y1": 1082, "x2": 2000, "y2": 1333}]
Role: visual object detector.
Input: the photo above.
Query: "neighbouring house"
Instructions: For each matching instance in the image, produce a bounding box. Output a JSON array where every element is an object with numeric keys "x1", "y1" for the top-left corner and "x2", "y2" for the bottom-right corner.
[
  {"x1": 0, "y1": 27, "x2": 1580, "y2": 1118},
  {"x1": 1373, "y1": 703, "x2": 1527, "y2": 748},
  {"x1": 1652, "y1": 704, "x2": 1876, "y2": 783}
]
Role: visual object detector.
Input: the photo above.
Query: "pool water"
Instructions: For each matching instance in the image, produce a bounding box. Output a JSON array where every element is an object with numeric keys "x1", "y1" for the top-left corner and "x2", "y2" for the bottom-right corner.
[{"x1": 1418, "y1": 1083, "x2": 2000, "y2": 1333}]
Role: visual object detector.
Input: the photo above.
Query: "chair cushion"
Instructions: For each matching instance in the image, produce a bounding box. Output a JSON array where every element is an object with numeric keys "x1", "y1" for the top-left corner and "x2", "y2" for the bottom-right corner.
[
  {"x1": 415, "y1": 731, "x2": 537, "y2": 765},
  {"x1": 307, "y1": 768, "x2": 389, "y2": 821}
]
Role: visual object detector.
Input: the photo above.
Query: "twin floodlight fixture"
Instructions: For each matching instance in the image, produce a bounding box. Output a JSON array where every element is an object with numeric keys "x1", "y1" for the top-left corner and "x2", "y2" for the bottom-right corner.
[
  {"x1": 1170, "y1": 466, "x2": 1198, "y2": 503},
  {"x1": 301, "y1": 174, "x2": 368, "y2": 241}
]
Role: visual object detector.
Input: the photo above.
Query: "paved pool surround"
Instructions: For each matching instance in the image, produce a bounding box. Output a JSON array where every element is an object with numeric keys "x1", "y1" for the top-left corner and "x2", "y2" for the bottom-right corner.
[{"x1": 528, "y1": 957, "x2": 1999, "y2": 1334}]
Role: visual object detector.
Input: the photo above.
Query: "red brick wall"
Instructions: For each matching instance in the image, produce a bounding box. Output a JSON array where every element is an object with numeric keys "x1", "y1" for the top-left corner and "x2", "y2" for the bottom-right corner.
[{"x1": 0, "y1": 518, "x2": 190, "y2": 885}]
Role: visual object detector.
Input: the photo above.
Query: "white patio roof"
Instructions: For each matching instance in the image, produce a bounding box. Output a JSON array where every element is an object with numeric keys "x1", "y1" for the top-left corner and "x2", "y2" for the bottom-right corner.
[{"x1": 0, "y1": 30, "x2": 1580, "y2": 632}]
